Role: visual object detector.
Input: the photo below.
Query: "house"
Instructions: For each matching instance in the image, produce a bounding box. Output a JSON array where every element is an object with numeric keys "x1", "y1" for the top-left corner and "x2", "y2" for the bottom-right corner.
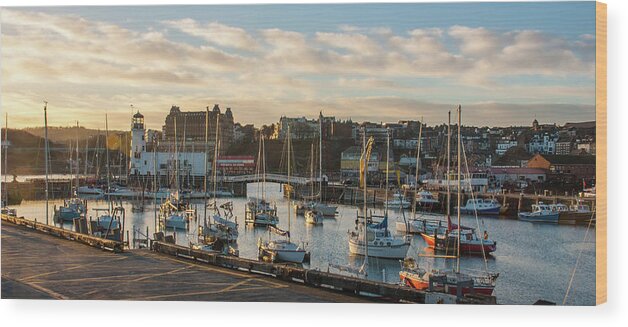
[
  {"x1": 488, "y1": 167, "x2": 547, "y2": 188},
  {"x1": 527, "y1": 154, "x2": 595, "y2": 183}
]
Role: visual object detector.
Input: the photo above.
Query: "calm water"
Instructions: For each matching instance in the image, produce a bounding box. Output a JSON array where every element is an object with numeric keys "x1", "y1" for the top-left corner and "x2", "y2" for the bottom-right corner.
[{"x1": 7, "y1": 182, "x2": 596, "y2": 305}]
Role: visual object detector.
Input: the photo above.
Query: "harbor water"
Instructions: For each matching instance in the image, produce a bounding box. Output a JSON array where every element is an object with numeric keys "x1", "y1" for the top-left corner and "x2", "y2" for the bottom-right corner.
[{"x1": 8, "y1": 182, "x2": 596, "y2": 305}]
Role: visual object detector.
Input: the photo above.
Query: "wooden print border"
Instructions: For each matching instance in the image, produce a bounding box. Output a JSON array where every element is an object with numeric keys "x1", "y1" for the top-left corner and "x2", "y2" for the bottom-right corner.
[{"x1": 596, "y1": 1, "x2": 607, "y2": 305}]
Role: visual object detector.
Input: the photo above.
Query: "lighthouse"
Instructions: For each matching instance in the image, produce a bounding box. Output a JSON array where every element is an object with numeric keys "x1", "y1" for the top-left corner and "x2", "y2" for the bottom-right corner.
[{"x1": 130, "y1": 111, "x2": 146, "y2": 175}]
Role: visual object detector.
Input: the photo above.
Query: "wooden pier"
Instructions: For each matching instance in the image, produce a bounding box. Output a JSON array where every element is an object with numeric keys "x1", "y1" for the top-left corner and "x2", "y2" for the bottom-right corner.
[{"x1": 1, "y1": 214, "x2": 495, "y2": 304}]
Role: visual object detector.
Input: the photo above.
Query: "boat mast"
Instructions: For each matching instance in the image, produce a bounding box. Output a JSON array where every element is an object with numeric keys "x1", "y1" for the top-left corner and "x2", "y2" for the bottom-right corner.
[
  {"x1": 75, "y1": 120, "x2": 80, "y2": 195},
  {"x1": 385, "y1": 128, "x2": 390, "y2": 218},
  {"x1": 153, "y1": 138, "x2": 158, "y2": 232},
  {"x1": 319, "y1": 115, "x2": 323, "y2": 203},
  {"x1": 262, "y1": 134, "x2": 266, "y2": 201},
  {"x1": 4, "y1": 113, "x2": 8, "y2": 208},
  {"x1": 105, "y1": 114, "x2": 110, "y2": 203},
  {"x1": 256, "y1": 131, "x2": 262, "y2": 200},
  {"x1": 412, "y1": 118, "x2": 423, "y2": 220},
  {"x1": 204, "y1": 107, "x2": 209, "y2": 224},
  {"x1": 310, "y1": 143, "x2": 314, "y2": 197},
  {"x1": 95, "y1": 129, "x2": 100, "y2": 179},
  {"x1": 174, "y1": 115, "x2": 179, "y2": 193},
  {"x1": 213, "y1": 113, "x2": 220, "y2": 205},
  {"x1": 362, "y1": 128, "x2": 368, "y2": 270},
  {"x1": 447, "y1": 111, "x2": 451, "y2": 227},
  {"x1": 84, "y1": 135, "x2": 89, "y2": 176},
  {"x1": 43, "y1": 102, "x2": 50, "y2": 225},
  {"x1": 287, "y1": 124, "x2": 291, "y2": 242},
  {"x1": 456, "y1": 105, "x2": 462, "y2": 273}
]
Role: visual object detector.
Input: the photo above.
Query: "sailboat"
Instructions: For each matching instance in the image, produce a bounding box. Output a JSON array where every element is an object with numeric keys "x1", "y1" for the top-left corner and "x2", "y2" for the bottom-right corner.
[
  {"x1": 54, "y1": 121, "x2": 87, "y2": 222},
  {"x1": 200, "y1": 110, "x2": 239, "y2": 250},
  {"x1": 159, "y1": 115, "x2": 196, "y2": 231},
  {"x1": 245, "y1": 132, "x2": 279, "y2": 226},
  {"x1": 89, "y1": 114, "x2": 126, "y2": 243},
  {"x1": 304, "y1": 144, "x2": 324, "y2": 225},
  {"x1": 1, "y1": 113, "x2": 18, "y2": 216},
  {"x1": 399, "y1": 106, "x2": 499, "y2": 296},
  {"x1": 295, "y1": 116, "x2": 337, "y2": 217},
  {"x1": 348, "y1": 130, "x2": 411, "y2": 259},
  {"x1": 258, "y1": 124, "x2": 307, "y2": 263},
  {"x1": 396, "y1": 117, "x2": 468, "y2": 236}
]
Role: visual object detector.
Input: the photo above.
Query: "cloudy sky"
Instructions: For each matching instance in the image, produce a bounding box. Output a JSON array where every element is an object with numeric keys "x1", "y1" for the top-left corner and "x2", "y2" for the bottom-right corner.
[{"x1": 1, "y1": 2, "x2": 596, "y2": 130}]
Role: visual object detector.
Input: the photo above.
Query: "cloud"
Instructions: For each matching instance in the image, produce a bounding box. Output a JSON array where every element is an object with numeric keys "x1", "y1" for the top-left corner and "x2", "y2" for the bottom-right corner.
[
  {"x1": 0, "y1": 8, "x2": 595, "y2": 130},
  {"x1": 162, "y1": 18, "x2": 260, "y2": 51}
]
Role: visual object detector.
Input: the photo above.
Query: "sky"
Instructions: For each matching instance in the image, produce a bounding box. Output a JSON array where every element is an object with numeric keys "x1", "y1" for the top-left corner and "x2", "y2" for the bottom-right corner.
[{"x1": 0, "y1": 2, "x2": 597, "y2": 131}]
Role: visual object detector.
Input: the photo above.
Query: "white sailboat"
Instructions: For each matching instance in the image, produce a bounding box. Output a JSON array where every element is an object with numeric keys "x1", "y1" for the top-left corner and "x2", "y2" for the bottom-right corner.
[
  {"x1": 206, "y1": 112, "x2": 239, "y2": 243},
  {"x1": 55, "y1": 121, "x2": 87, "y2": 222},
  {"x1": 258, "y1": 125, "x2": 307, "y2": 263},
  {"x1": 294, "y1": 117, "x2": 337, "y2": 217},
  {"x1": 245, "y1": 132, "x2": 279, "y2": 226},
  {"x1": 348, "y1": 130, "x2": 411, "y2": 260}
]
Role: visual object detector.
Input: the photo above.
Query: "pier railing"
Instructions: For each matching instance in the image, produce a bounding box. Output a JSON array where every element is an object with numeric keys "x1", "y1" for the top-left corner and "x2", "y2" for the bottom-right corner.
[{"x1": 1, "y1": 214, "x2": 124, "y2": 252}]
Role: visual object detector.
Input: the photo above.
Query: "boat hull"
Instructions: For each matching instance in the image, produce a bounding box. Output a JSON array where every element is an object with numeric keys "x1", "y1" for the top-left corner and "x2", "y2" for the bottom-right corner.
[
  {"x1": 420, "y1": 233, "x2": 497, "y2": 254},
  {"x1": 348, "y1": 240, "x2": 410, "y2": 259},
  {"x1": 399, "y1": 271, "x2": 495, "y2": 296},
  {"x1": 459, "y1": 206, "x2": 500, "y2": 215},
  {"x1": 518, "y1": 212, "x2": 559, "y2": 223}
]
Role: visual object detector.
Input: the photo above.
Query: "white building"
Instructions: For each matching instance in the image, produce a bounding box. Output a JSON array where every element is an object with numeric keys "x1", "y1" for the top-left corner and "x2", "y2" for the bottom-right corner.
[
  {"x1": 129, "y1": 111, "x2": 212, "y2": 181},
  {"x1": 495, "y1": 138, "x2": 518, "y2": 156},
  {"x1": 527, "y1": 132, "x2": 558, "y2": 155}
]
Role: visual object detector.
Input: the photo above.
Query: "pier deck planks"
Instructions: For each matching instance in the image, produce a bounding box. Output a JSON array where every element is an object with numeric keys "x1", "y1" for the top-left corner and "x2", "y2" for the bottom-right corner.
[{"x1": 1, "y1": 223, "x2": 370, "y2": 302}]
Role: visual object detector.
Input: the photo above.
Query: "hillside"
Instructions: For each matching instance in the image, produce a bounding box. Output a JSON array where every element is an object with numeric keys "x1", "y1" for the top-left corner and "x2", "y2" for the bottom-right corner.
[{"x1": 22, "y1": 126, "x2": 126, "y2": 144}]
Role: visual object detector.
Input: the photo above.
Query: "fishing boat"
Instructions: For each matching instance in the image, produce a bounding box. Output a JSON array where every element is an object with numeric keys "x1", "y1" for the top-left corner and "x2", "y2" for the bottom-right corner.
[
  {"x1": 349, "y1": 133, "x2": 410, "y2": 260},
  {"x1": 518, "y1": 202, "x2": 560, "y2": 223},
  {"x1": 386, "y1": 192, "x2": 412, "y2": 209},
  {"x1": 90, "y1": 206, "x2": 124, "y2": 241},
  {"x1": 54, "y1": 197, "x2": 87, "y2": 221},
  {"x1": 305, "y1": 209, "x2": 323, "y2": 225},
  {"x1": 456, "y1": 198, "x2": 501, "y2": 215},
  {"x1": 399, "y1": 258, "x2": 499, "y2": 296},
  {"x1": 400, "y1": 106, "x2": 499, "y2": 296},
  {"x1": 415, "y1": 190, "x2": 440, "y2": 210},
  {"x1": 258, "y1": 125, "x2": 308, "y2": 263},
  {"x1": 420, "y1": 226, "x2": 497, "y2": 254}
]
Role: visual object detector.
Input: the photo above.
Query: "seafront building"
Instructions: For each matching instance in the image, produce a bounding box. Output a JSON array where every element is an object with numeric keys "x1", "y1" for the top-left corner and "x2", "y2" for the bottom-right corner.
[{"x1": 128, "y1": 105, "x2": 253, "y2": 188}]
